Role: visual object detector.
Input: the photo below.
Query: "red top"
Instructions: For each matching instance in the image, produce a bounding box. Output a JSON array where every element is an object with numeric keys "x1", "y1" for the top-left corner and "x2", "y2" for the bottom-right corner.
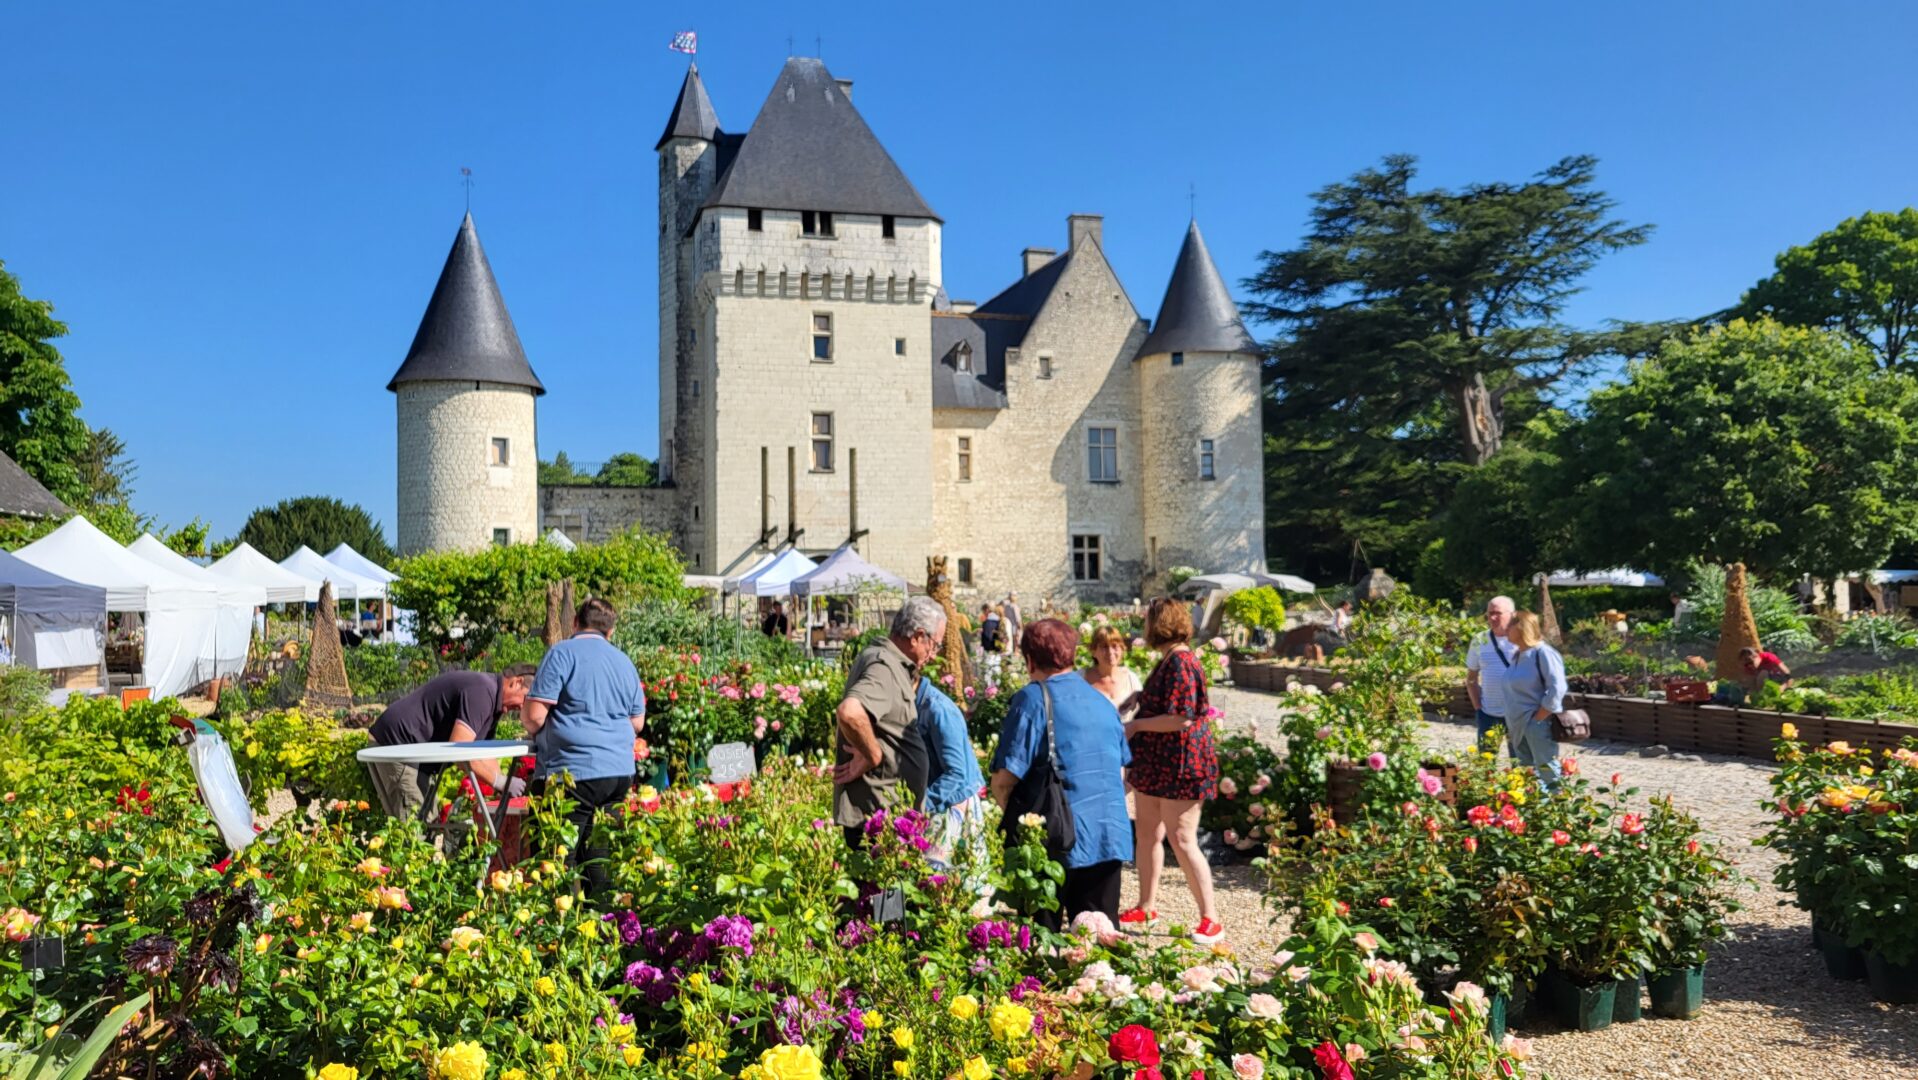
[{"x1": 1746, "y1": 651, "x2": 1786, "y2": 673}]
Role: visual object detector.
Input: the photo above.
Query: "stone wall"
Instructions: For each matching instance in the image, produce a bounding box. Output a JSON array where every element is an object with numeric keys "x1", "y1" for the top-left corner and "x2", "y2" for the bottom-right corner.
[
  {"x1": 1139, "y1": 348, "x2": 1264, "y2": 587},
  {"x1": 396, "y1": 380, "x2": 538, "y2": 554},
  {"x1": 539, "y1": 485, "x2": 680, "y2": 546}
]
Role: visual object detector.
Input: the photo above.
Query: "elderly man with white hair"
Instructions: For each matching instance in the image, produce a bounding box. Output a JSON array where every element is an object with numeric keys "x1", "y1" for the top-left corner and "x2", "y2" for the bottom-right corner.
[
  {"x1": 832, "y1": 596, "x2": 946, "y2": 847},
  {"x1": 1465, "y1": 595, "x2": 1519, "y2": 755}
]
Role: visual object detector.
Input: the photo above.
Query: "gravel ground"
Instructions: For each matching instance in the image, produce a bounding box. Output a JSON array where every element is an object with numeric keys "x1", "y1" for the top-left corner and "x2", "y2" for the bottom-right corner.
[{"x1": 1132, "y1": 684, "x2": 1918, "y2": 1080}]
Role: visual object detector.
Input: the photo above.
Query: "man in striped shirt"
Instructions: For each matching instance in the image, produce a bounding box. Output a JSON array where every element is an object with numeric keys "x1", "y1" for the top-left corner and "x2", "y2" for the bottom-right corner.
[{"x1": 1465, "y1": 596, "x2": 1518, "y2": 753}]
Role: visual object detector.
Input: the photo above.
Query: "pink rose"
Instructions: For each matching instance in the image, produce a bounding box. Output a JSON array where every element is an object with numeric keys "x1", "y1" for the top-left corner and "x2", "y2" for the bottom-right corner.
[
  {"x1": 1223, "y1": 829, "x2": 1240, "y2": 845},
  {"x1": 1231, "y1": 1054, "x2": 1264, "y2": 1079},
  {"x1": 1366, "y1": 752, "x2": 1387, "y2": 771},
  {"x1": 1219, "y1": 777, "x2": 1239, "y2": 798}
]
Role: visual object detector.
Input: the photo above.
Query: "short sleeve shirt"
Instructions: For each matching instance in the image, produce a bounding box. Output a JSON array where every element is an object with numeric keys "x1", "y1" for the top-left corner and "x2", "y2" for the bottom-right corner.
[
  {"x1": 371, "y1": 671, "x2": 502, "y2": 746},
  {"x1": 1466, "y1": 631, "x2": 1518, "y2": 714},
  {"x1": 834, "y1": 639, "x2": 927, "y2": 827},
  {"x1": 992, "y1": 672, "x2": 1133, "y2": 869},
  {"x1": 527, "y1": 632, "x2": 646, "y2": 782}
]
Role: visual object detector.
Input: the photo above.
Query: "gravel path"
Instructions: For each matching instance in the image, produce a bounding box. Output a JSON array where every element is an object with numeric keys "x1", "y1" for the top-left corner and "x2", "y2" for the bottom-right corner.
[{"x1": 1137, "y1": 685, "x2": 1918, "y2": 1079}]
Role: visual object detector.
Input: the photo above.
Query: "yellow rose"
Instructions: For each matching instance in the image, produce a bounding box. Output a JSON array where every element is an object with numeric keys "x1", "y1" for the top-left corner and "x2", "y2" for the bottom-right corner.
[
  {"x1": 687, "y1": 971, "x2": 708, "y2": 990},
  {"x1": 489, "y1": 870, "x2": 515, "y2": 892},
  {"x1": 623, "y1": 1046, "x2": 645, "y2": 1066},
  {"x1": 685, "y1": 1042, "x2": 718, "y2": 1060},
  {"x1": 444, "y1": 926, "x2": 484, "y2": 952},
  {"x1": 576, "y1": 920, "x2": 599, "y2": 941},
  {"x1": 757, "y1": 1044, "x2": 824, "y2": 1080},
  {"x1": 1829, "y1": 741, "x2": 1854, "y2": 756},
  {"x1": 253, "y1": 933, "x2": 273, "y2": 955},
  {"x1": 534, "y1": 976, "x2": 557, "y2": 997},
  {"x1": 317, "y1": 1065, "x2": 359, "y2": 1080},
  {"x1": 554, "y1": 895, "x2": 574, "y2": 914},
  {"x1": 1007, "y1": 1060, "x2": 1030, "y2": 1076},
  {"x1": 519, "y1": 947, "x2": 532, "y2": 964},
  {"x1": 544, "y1": 1043, "x2": 567, "y2": 1065},
  {"x1": 890, "y1": 1027, "x2": 914, "y2": 1051},
  {"x1": 964, "y1": 1056, "x2": 991, "y2": 1080},
  {"x1": 432, "y1": 1040, "x2": 486, "y2": 1080},
  {"x1": 948, "y1": 994, "x2": 980, "y2": 1020},
  {"x1": 893, "y1": 1062, "x2": 911, "y2": 1078},
  {"x1": 862, "y1": 1009, "x2": 883, "y2": 1029},
  {"x1": 1780, "y1": 722, "x2": 1799, "y2": 741},
  {"x1": 366, "y1": 836, "x2": 384, "y2": 850},
  {"x1": 988, "y1": 999, "x2": 1033, "y2": 1043},
  {"x1": 606, "y1": 1023, "x2": 635, "y2": 1043},
  {"x1": 349, "y1": 911, "x2": 374, "y2": 933},
  {"x1": 502, "y1": 1071, "x2": 528, "y2": 1080}
]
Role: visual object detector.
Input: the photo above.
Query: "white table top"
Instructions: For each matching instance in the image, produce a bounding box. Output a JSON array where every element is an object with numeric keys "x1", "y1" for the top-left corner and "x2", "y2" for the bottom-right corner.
[{"x1": 355, "y1": 739, "x2": 533, "y2": 765}]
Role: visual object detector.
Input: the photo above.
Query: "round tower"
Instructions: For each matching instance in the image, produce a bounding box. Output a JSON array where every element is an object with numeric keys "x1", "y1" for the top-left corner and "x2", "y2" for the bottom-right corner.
[
  {"x1": 1136, "y1": 220, "x2": 1265, "y2": 585},
  {"x1": 390, "y1": 213, "x2": 544, "y2": 555}
]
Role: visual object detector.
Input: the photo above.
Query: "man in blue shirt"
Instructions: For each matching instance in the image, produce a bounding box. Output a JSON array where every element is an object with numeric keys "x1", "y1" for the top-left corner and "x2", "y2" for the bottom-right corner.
[{"x1": 524, "y1": 597, "x2": 646, "y2": 898}]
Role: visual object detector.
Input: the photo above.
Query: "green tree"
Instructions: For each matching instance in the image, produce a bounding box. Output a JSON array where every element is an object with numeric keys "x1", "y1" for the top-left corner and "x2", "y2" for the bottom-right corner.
[
  {"x1": 78, "y1": 427, "x2": 137, "y2": 508},
  {"x1": 0, "y1": 261, "x2": 90, "y2": 505},
  {"x1": 539, "y1": 451, "x2": 590, "y2": 486},
  {"x1": 1437, "y1": 422, "x2": 1573, "y2": 589},
  {"x1": 1737, "y1": 209, "x2": 1918, "y2": 366},
  {"x1": 594, "y1": 452, "x2": 656, "y2": 487},
  {"x1": 234, "y1": 496, "x2": 394, "y2": 564},
  {"x1": 1559, "y1": 319, "x2": 1918, "y2": 580},
  {"x1": 1245, "y1": 155, "x2": 1662, "y2": 576}
]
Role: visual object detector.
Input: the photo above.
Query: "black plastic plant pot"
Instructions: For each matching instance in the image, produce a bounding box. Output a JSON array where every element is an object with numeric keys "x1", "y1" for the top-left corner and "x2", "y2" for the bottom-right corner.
[
  {"x1": 1865, "y1": 952, "x2": 1918, "y2": 1005},
  {"x1": 20, "y1": 935, "x2": 64, "y2": 971}
]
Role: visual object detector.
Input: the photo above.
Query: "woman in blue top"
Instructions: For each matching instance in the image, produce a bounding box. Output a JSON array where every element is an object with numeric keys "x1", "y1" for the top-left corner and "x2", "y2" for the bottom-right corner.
[
  {"x1": 1502, "y1": 610, "x2": 1567, "y2": 789},
  {"x1": 915, "y1": 676, "x2": 987, "y2": 881},
  {"x1": 989, "y1": 619, "x2": 1133, "y2": 922}
]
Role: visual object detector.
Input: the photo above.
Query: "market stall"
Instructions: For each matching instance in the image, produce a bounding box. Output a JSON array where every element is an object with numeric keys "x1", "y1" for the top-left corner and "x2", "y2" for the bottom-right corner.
[
  {"x1": 0, "y1": 548, "x2": 107, "y2": 691},
  {"x1": 128, "y1": 534, "x2": 268, "y2": 682}
]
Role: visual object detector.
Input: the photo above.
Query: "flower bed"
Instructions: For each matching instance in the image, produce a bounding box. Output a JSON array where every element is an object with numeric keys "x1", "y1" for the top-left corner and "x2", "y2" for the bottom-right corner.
[{"x1": 1, "y1": 694, "x2": 1537, "y2": 1078}]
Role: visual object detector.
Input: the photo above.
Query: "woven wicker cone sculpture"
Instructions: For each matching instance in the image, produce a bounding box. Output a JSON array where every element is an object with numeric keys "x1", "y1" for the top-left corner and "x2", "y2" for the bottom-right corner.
[
  {"x1": 558, "y1": 579, "x2": 576, "y2": 636},
  {"x1": 926, "y1": 556, "x2": 972, "y2": 692},
  {"x1": 543, "y1": 582, "x2": 563, "y2": 647},
  {"x1": 1715, "y1": 562, "x2": 1763, "y2": 681},
  {"x1": 1536, "y1": 576, "x2": 1563, "y2": 646},
  {"x1": 302, "y1": 580, "x2": 352, "y2": 711}
]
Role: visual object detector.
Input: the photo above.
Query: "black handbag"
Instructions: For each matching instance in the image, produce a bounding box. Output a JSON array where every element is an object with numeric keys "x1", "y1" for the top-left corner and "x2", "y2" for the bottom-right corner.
[
  {"x1": 1535, "y1": 650, "x2": 1591, "y2": 742},
  {"x1": 1002, "y1": 681, "x2": 1077, "y2": 860}
]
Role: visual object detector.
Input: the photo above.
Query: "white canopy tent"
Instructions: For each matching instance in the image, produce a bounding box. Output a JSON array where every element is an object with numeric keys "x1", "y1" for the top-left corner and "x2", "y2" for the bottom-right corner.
[
  {"x1": 790, "y1": 546, "x2": 908, "y2": 597},
  {"x1": 14, "y1": 517, "x2": 222, "y2": 698},
  {"x1": 0, "y1": 548, "x2": 107, "y2": 672},
  {"x1": 538, "y1": 529, "x2": 578, "y2": 552},
  {"x1": 1178, "y1": 571, "x2": 1317, "y2": 596},
  {"x1": 731, "y1": 549, "x2": 821, "y2": 597},
  {"x1": 325, "y1": 543, "x2": 399, "y2": 584},
  {"x1": 721, "y1": 551, "x2": 779, "y2": 595},
  {"x1": 208, "y1": 542, "x2": 322, "y2": 604},
  {"x1": 129, "y1": 535, "x2": 266, "y2": 682},
  {"x1": 1545, "y1": 569, "x2": 1666, "y2": 589},
  {"x1": 280, "y1": 546, "x2": 386, "y2": 602}
]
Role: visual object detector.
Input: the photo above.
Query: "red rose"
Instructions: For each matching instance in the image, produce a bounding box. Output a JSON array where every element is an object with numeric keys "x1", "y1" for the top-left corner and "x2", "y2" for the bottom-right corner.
[
  {"x1": 1135, "y1": 1070, "x2": 1163, "y2": 1080},
  {"x1": 1108, "y1": 1025, "x2": 1161, "y2": 1067},
  {"x1": 1312, "y1": 1042, "x2": 1355, "y2": 1080}
]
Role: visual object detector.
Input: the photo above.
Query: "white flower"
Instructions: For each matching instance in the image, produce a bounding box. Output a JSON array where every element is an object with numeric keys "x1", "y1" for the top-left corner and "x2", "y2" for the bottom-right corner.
[
  {"x1": 1141, "y1": 981, "x2": 1169, "y2": 1004},
  {"x1": 1018, "y1": 812, "x2": 1045, "y2": 829},
  {"x1": 1445, "y1": 980, "x2": 1489, "y2": 1015},
  {"x1": 1178, "y1": 964, "x2": 1225, "y2": 994}
]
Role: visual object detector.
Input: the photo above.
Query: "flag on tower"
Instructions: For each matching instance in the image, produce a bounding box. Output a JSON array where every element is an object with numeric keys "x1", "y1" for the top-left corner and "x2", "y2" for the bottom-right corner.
[{"x1": 670, "y1": 30, "x2": 697, "y2": 54}]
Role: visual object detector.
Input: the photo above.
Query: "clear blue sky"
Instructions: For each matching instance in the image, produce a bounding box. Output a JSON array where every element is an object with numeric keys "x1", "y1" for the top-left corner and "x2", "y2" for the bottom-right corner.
[{"x1": 8, "y1": 1, "x2": 1916, "y2": 543}]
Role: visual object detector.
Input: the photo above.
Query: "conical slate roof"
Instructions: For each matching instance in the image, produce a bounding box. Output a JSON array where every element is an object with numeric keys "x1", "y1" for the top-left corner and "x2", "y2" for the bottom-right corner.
[
  {"x1": 387, "y1": 214, "x2": 543, "y2": 394},
  {"x1": 1137, "y1": 220, "x2": 1257, "y2": 358},
  {"x1": 656, "y1": 63, "x2": 721, "y2": 149},
  {"x1": 702, "y1": 58, "x2": 937, "y2": 221}
]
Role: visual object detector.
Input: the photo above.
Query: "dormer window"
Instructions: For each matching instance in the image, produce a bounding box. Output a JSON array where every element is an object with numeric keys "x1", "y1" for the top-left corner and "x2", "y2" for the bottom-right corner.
[
  {"x1": 882, "y1": 215, "x2": 896, "y2": 239},
  {"x1": 801, "y1": 211, "x2": 834, "y2": 237},
  {"x1": 955, "y1": 341, "x2": 974, "y2": 374}
]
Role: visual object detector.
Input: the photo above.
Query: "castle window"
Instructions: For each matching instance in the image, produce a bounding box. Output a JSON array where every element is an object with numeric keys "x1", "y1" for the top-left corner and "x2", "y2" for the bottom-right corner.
[
  {"x1": 894, "y1": 338, "x2": 906, "y2": 356},
  {"x1": 1199, "y1": 439, "x2": 1216, "y2": 481},
  {"x1": 489, "y1": 437, "x2": 510, "y2": 466},
  {"x1": 692, "y1": 379, "x2": 700, "y2": 398},
  {"x1": 748, "y1": 208, "x2": 763, "y2": 231},
  {"x1": 810, "y1": 413, "x2": 834, "y2": 472},
  {"x1": 801, "y1": 210, "x2": 834, "y2": 237},
  {"x1": 957, "y1": 436, "x2": 972, "y2": 482},
  {"x1": 492, "y1": 528, "x2": 512, "y2": 547},
  {"x1": 1071, "y1": 535, "x2": 1103, "y2": 582},
  {"x1": 812, "y1": 313, "x2": 833, "y2": 361},
  {"x1": 956, "y1": 557, "x2": 973, "y2": 585},
  {"x1": 1038, "y1": 355, "x2": 1053, "y2": 379},
  {"x1": 1087, "y1": 427, "x2": 1118, "y2": 483},
  {"x1": 1171, "y1": 352, "x2": 1185, "y2": 367},
  {"x1": 882, "y1": 215, "x2": 896, "y2": 239},
  {"x1": 955, "y1": 341, "x2": 973, "y2": 373}
]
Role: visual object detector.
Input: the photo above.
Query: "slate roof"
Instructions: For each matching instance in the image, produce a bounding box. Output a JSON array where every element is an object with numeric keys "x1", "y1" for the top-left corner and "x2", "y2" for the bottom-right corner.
[
  {"x1": 974, "y1": 251, "x2": 1067, "y2": 319},
  {"x1": 930, "y1": 313, "x2": 1021, "y2": 410},
  {"x1": 388, "y1": 214, "x2": 544, "y2": 395},
  {"x1": 1137, "y1": 220, "x2": 1257, "y2": 358},
  {"x1": 702, "y1": 58, "x2": 937, "y2": 221},
  {"x1": 0, "y1": 449, "x2": 70, "y2": 520},
  {"x1": 656, "y1": 63, "x2": 721, "y2": 149}
]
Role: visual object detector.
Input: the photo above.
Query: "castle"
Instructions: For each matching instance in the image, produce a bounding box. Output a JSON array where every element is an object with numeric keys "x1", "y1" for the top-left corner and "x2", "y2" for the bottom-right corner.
[{"x1": 393, "y1": 57, "x2": 1265, "y2": 604}]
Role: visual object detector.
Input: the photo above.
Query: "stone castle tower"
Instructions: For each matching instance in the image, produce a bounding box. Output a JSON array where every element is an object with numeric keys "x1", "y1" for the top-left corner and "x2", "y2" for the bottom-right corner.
[
  {"x1": 658, "y1": 58, "x2": 939, "y2": 575},
  {"x1": 390, "y1": 213, "x2": 544, "y2": 555},
  {"x1": 1136, "y1": 220, "x2": 1266, "y2": 580}
]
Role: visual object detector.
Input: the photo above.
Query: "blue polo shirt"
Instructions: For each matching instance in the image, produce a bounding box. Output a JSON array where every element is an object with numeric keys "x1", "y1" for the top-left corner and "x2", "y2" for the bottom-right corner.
[{"x1": 527, "y1": 631, "x2": 646, "y2": 782}]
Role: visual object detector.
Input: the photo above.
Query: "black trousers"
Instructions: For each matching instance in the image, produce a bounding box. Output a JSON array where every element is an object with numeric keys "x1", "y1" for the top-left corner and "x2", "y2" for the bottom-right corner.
[
  {"x1": 533, "y1": 774, "x2": 631, "y2": 901},
  {"x1": 1061, "y1": 859, "x2": 1122, "y2": 924}
]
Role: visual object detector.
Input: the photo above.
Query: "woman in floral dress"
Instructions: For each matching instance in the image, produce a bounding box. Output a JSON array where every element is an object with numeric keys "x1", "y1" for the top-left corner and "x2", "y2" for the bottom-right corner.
[{"x1": 1119, "y1": 597, "x2": 1223, "y2": 944}]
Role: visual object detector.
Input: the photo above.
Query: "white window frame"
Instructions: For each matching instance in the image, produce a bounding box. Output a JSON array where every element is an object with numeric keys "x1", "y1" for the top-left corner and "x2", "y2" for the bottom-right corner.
[
  {"x1": 489, "y1": 436, "x2": 510, "y2": 466},
  {"x1": 1199, "y1": 438, "x2": 1216, "y2": 481},
  {"x1": 1086, "y1": 425, "x2": 1119, "y2": 484},
  {"x1": 956, "y1": 435, "x2": 973, "y2": 482},
  {"x1": 811, "y1": 312, "x2": 833, "y2": 362}
]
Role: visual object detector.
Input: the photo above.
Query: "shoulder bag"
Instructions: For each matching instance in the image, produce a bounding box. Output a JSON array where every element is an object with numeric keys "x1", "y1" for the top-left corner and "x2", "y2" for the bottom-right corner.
[
  {"x1": 1535, "y1": 650, "x2": 1591, "y2": 742},
  {"x1": 1002, "y1": 681, "x2": 1077, "y2": 860}
]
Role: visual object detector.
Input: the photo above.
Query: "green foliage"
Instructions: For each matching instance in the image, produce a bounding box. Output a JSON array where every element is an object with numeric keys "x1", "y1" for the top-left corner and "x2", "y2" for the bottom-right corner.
[
  {"x1": 1832, "y1": 611, "x2": 1918, "y2": 656},
  {"x1": 234, "y1": 495, "x2": 394, "y2": 565},
  {"x1": 1676, "y1": 562, "x2": 1816, "y2": 651},
  {"x1": 390, "y1": 528, "x2": 685, "y2": 657},
  {"x1": 1247, "y1": 153, "x2": 1662, "y2": 577},
  {"x1": 1561, "y1": 319, "x2": 1918, "y2": 580},
  {"x1": 539, "y1": 450, "x2": 658, "y2": 488},
  {"x1": 1221, "y1": 586, "x2": 1286, "y2": 634},
  {"x1": 0, "y1": 260, "x2": 90, "y2": 507},
  {"x1": 2, "y1": 992, "x2": 151, "y2": 1080},
  {"x1": 0, "y1": 666, "x2": 50, "y2": 731},
  {"x1": 538, "y1": 450, "x2": 591, "y2": 486},
  {"x1": 1738, "y1": 208, "x2": 1918, "y2": 366},
  {"x1": 160, "y1": 518, "x2": 211, "y2": 556},
  {"x1": 1437, "y1": 428, "x2": 1572, "y2": 589}
]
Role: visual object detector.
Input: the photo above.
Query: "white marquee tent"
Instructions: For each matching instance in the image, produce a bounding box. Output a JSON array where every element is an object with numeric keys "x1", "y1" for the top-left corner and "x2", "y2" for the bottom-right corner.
[
  {"x1": 208, "y1": 542, "x2": 322, "y2": 605},
  {"x1": 129, "y1": 535, "x2": 266, "y2": 681},
  {"x1": 1545, "y1": 569, "x2": 1666, "y2": 589},
  {"x1": 14, "y1": 517, "x2": 223, "y2": 697},
  {"x1": 325, "y1": 543, "x2": 398, "y2": 584},
  {"x1": 790, "y1": 546, "x2": 908, "y2": 598},
  {"x1": 0, "y1": 548, "x2": 107, "y2": 671},
  {"x1": 732, "y1": 549, "x2": 820, "y2": 598},
  {"x1": 281, "y1": 546, "x2": 386, "y2": 602}
]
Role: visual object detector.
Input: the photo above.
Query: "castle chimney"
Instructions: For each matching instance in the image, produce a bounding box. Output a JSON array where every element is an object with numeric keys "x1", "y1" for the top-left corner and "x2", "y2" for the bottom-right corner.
[
  {"x1": 1022, "y1": 247, "x2": 1056, "y2": 277},
  {"x1": 834, "y1": 78, "x2": 853, "y2": 102},
  {"x1": 1067, "y1": 214, "x2": 1103, "y2": 251},
  {"x1": 949, "y1": 299, "x2": 978, "y2": 314}
]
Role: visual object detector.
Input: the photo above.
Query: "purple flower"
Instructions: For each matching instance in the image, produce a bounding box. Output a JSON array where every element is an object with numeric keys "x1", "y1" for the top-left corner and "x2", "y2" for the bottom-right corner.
[
  {"x1": 1016, "y1": 925, "x2": 1032, "y2": 951},
  {"x1": 703, "y1": 914, "x2": 755, "y2": 957},
  {"x1": 837, "y1": 920, "x2": 876, "y2": 948},
  {"x1": 625, "y1": 961, "x2": 665, "y2": 988},
  {"x1": 1009, "y1": 975, "x2": 1044, "y2": 1002}
]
